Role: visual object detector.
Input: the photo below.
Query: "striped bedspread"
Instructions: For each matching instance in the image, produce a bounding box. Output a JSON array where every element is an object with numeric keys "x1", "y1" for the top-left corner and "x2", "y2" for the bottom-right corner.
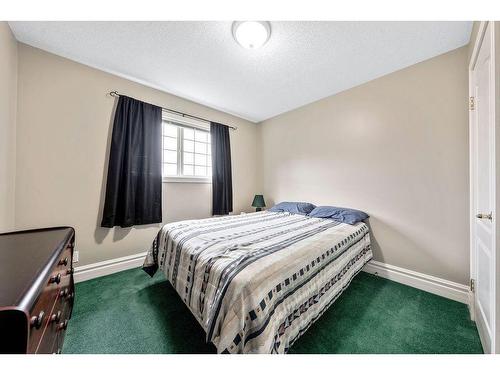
[{"x1": 142, "y1": 211, "x2": 372, "y2": 353}]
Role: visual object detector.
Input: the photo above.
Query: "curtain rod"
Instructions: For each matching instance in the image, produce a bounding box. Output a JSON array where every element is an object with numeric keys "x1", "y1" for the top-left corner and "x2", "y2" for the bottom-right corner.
[{"x1": 109, "y1": 91, "x2": 237, "y2": 130}]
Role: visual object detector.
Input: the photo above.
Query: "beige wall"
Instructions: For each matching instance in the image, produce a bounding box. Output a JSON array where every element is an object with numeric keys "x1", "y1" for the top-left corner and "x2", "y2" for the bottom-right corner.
[
  {"x1": 0, "y1": 22, "x2": 17, "y2": 231},
  {"x1": 15, "y1": 44, "x2": 260, "y2": 266},
  {"x1": 259, "y1": 46, "x2": 470, "y2": 284},
  {"x1": 9, "y1": 27, "x2": 475, "y2": 285}
]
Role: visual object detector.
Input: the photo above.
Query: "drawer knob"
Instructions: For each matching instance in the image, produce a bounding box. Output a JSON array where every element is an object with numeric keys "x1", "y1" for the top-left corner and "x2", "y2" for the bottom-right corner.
[
  {"x1": 30, "y1": 310, "x2": 45, "y2": 329},
  {"x1": 57, "y1": 319, "x2": 69, "y2": 331},
  {"x1": 66, "y1": 291, "x2": 75, "y2": 301},
  {"x1": 59, "y1": 288, "x2": 68, "y2": 298},
  {"x1": 50, "y1": 310, "x2": 62, "y2": 324},
  {"x1": 58, "y1": 257, "x2": 69, "y2": 266},
  {"x1": 49, "y1": 273, "x2": 62, "y2": 284}
]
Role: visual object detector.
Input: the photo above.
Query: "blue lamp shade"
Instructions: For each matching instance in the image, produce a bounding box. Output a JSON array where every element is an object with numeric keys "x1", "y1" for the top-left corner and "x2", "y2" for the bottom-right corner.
[{"x1": 251, "y1": 195, "x2": 266, "y2": 211}]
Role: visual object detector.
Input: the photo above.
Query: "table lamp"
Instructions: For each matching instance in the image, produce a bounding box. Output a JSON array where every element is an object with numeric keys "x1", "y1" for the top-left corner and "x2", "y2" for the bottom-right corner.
[{"x1": 251, "y1": 194, "x2": 266, "y2": 212}]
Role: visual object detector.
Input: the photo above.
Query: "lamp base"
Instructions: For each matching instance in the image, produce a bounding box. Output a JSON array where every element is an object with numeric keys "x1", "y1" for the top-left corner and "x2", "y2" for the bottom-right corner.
[{"x1": 255, "y1": 207, "x2": 262, "y2": 212}]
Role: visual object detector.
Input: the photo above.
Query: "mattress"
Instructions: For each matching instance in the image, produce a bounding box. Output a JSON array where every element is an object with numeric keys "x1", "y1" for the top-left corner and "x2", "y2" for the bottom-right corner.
[{"x1": 142, "y1": 211, "x2": 372, "y2": 353}]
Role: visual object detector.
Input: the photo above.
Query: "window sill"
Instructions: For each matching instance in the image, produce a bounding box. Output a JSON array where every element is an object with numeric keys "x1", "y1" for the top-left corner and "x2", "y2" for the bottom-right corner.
[{"x1": 163, "y1": 176, "x2": 212, "y2": 184}]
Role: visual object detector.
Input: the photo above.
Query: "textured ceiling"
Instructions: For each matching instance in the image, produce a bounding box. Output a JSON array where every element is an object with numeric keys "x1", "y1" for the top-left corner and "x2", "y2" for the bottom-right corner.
[{"x1": 9, "y1": 21, "x2": 472, "y2": 122}]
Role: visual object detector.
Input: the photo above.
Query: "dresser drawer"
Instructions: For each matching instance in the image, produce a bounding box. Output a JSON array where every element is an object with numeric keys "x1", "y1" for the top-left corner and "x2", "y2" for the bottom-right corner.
[
  {"x1": 27, "y1": 279, "x2": 59, "y2": 353},
  {"x1": 51, "y1": 290, "x2": 73, "y2": 354},
  {"x1": 28, "y1": 265, "x2": 73, "y2": 353},
  {"x1": 0, "y1": 227, "x2": 75, "y2": 354},
  {"x1": 37, "y1": 293, "x2": 71, "y2": 354}
]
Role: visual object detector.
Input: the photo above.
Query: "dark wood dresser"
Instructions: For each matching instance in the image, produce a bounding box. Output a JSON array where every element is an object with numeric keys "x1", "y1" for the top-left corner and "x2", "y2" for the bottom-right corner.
[{"x1": 0, "y1": 227, "x2": 75, "y2": 354}]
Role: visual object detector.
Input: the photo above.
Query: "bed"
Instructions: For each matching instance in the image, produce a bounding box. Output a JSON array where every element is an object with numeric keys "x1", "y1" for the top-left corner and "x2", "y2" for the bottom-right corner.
[{"x1": 142, "y1": 210, "x2": 372, "y2": 353}]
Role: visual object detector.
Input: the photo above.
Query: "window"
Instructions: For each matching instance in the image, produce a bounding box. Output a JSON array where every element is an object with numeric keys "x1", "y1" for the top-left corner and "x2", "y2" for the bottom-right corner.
[{"x1": 162, "y1": 114, "x2": 211, "y2": 183}]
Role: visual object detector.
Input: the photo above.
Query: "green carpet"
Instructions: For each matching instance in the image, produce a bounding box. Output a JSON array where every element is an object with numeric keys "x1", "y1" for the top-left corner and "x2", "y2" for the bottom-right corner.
[{"x1": 63, "y1": 268, "x2": 482, "y2": 354}]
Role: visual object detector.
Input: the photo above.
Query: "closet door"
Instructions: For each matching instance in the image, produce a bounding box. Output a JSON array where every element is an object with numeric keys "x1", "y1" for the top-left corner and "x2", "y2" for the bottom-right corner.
[{"x1": 469, "y1": 21, "x2": 498, "y2": 354}]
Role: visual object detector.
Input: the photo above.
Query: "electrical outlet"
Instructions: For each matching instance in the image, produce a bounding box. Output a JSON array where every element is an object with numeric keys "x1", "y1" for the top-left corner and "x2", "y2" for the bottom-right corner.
[{"x1": 74, "y1": 250, "x2": 79, "y2": 263}]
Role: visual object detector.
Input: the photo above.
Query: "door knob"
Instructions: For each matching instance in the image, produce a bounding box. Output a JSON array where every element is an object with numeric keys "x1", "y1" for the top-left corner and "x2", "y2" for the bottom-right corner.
[{"x1": 476, "y1": 212, "x2": 493, "y2": 220}]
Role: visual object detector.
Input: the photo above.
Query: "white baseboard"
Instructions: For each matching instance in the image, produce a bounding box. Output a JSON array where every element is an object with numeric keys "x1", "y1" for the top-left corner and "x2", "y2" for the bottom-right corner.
[
  {"x1": 362, "y1": 260, "x2": 471, "y2": 305},
  {"x1": 74, "y1": 252, "x2": 147, "y2": 283},
  {"x1": 74, "y1": 254, "x2": 471, "y2": 306}
]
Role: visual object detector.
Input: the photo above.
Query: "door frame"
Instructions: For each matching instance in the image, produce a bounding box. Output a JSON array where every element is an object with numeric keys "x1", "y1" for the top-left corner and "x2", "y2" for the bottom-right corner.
[{"x1": 469, "y1": 21, "x2": 498, "y2": 354}]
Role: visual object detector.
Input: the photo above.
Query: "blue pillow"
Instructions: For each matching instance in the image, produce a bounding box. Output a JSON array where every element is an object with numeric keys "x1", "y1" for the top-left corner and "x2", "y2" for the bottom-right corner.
[
  {"x1": 308, "y1": 206, "x2": 369, "y2": 225},
  {"x1": 268, "y1": 201, "x2": 316, "y2": 215}
]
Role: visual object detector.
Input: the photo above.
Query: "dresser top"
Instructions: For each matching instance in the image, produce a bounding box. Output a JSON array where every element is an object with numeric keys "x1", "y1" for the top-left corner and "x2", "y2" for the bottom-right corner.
[{"x1": 0, "y1": 227, "x2": 74, "y2": 309}]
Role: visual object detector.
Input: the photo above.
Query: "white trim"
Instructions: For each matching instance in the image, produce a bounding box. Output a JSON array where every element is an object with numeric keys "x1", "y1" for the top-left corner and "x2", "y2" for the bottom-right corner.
[
  {"x1": 362, "y1": 260, "x2": 470, "y2": 305},
  {"x1": 162, "y1": 111, "x2": 210, "y2": 131},
  {"x1": 468, "y1": 24, "x2": 480, "y2": 322},
  {"x1": 74, "y1": 253, "x2": 471, "y2": 307},
  {"x1": 74, "y1": 252, "x2": 147, "y2": 283},
  {"x1": 468, "y1": 22, "x2": 488, "y2": 70}
]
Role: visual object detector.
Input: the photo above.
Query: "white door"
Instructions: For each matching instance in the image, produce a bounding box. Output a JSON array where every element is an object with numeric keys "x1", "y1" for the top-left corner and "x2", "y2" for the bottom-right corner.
[{"x1": 470, "y1": 21, "x2": 497, "y2": 354}]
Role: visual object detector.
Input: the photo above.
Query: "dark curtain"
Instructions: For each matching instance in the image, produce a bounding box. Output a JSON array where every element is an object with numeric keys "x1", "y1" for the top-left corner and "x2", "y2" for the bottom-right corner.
[
  {"x1": 211, "y1": 122, "x2": 233, "y2": 215},
  {"x1": 101, "y1": 95, "x2": 162, "y2": 228}
]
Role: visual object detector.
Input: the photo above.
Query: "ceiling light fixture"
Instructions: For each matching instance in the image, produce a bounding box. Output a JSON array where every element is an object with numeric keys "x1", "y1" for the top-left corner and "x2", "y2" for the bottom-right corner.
[{"x1": 232, "y1": 21, "x2": 271, "y2": 49}]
